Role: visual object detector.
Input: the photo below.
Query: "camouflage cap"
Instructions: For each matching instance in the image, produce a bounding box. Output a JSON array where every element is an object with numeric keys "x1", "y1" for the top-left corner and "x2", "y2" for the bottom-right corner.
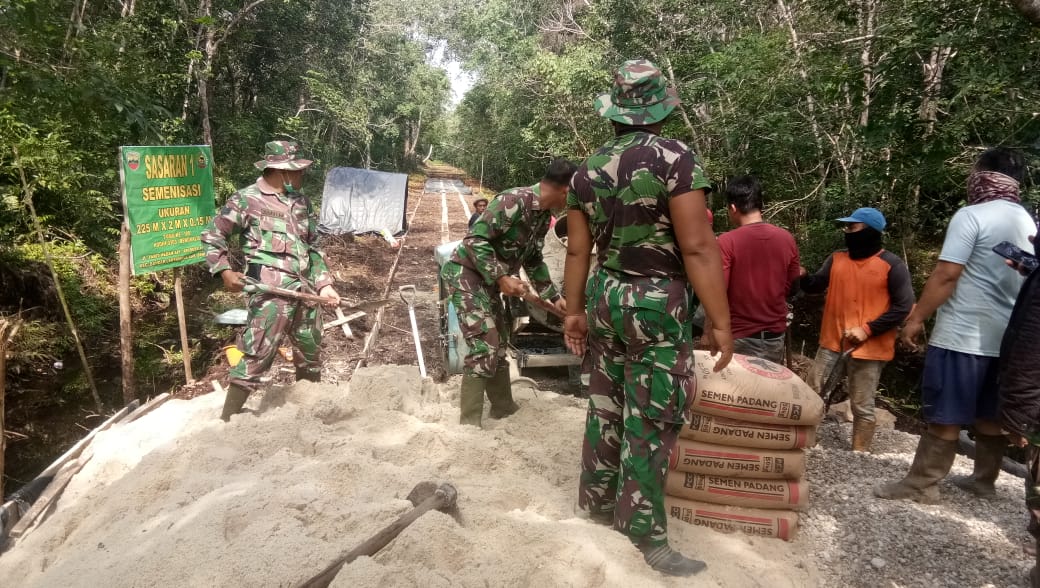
[
  {"x1": 254, "y1": 140, "x2": 313, "y2": 171},
  {"x1": 595, "y1": 59, "x2": 680, "y2": 125}
]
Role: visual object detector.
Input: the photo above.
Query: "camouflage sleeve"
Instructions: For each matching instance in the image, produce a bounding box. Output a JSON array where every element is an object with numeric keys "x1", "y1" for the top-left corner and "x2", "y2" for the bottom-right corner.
[
  {"x1": 200, "y1": 191, "x2": 247, "y2": 275},
  {"x1": 465, "y1": 196, "x2": 514, "y2": 286},
  {"x1": 666, "y1": 151, "x2": 712, "y2": 198},
  {"x1": 304, "y1": 206, "x2": 334, "y2": 290},
  {"x1": 521, "y1": 239, "x2": 560, "y2": 301},
  {"x1": 566, "y1": 187, "x2": 582, "y2": 211},
  {"x1": 309, "y1": 250, "x2": 334, "y2": 290}
]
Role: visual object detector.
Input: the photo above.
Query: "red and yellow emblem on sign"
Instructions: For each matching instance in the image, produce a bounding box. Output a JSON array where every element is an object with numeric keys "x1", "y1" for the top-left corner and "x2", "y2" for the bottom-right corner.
[{"x1": 126, "y1": 150, "x2": 141, "y2": 171}]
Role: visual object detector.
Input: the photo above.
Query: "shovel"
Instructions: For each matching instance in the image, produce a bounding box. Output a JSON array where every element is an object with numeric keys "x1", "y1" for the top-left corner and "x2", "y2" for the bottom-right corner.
[
  {"x1": 297, "y1": 482, "x2": 460, "y2": 588},
  {"x1": 399, "y1": 285, "x2": 427, "y2": 378},
  {"x1": 241, "y1": 277, "x2": 391, "y2": 314},
  {"x1": 820, "y1": 340, "x2": 858, "y2": 412}
]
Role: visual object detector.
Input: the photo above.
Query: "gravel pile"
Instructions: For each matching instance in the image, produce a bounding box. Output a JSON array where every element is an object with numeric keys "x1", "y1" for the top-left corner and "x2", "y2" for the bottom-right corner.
[{"x1": 803, "y1": 420, "x2": 1032, "y2": 587}]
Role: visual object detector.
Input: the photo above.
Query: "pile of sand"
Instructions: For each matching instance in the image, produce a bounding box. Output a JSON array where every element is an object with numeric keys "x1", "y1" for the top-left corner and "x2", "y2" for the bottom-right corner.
[{"x1": 0, "y1": 366, "x2": 816, "y2": 587}]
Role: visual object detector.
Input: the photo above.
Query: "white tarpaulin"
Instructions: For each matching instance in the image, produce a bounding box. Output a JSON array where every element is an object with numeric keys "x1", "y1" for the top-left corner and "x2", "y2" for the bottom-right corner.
[{"x1": 318, "y1": 167, "x2": 409, "y2": 235}]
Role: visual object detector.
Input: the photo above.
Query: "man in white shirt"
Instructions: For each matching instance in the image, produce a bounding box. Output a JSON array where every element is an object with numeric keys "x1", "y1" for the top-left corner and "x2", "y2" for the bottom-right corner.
[{"x1": 877, "y1": 148, "x2": 1035, "y2": 503}]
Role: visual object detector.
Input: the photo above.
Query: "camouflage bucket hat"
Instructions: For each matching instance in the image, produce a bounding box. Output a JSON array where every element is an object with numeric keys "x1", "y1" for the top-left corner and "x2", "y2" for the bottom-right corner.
[
  {"x1": 254, "y1": 140, "x2": 313, "y2": 171},
  {"x1": 595, "y1": 59, "x2": 680, "y2": 125}
]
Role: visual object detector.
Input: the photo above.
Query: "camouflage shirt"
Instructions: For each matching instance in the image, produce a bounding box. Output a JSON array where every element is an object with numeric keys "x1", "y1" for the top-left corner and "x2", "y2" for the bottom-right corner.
[
  {"x1": 450, "y1": 184, "x2": 560, "y2": 300},
  {"x1": 567, "y1": 131, "x2": 711, "y2": 278},
  {"x1": 200, "y1": 179, "x2": 333, "y2": 290}
]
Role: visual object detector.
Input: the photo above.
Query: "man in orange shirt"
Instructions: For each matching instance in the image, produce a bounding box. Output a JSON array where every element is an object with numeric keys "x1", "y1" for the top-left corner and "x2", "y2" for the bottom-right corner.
[{"x1": 800, "y1": 208, "x2": 915, "y2": 452}]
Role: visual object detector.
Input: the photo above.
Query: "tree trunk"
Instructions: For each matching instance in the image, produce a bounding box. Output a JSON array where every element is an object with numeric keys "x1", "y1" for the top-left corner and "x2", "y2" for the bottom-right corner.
[
  {"x1": 662, "y1": 55, "x2": 705, "y2": 155},
  {"x1": 0, "y1": 319, "x2": 20, "y2": 500},
  {"x1": 776, "y1": 0, "x2": 825, "y2": 151},
  {"x1": 919, "y1": 46, "x2": 954, "y2": 137},
  {"x1": 909, "y1": 45, "x2": 955, "y2": 237},
  {"x1": 199, "y1": 0, "x2": 215, "y2": 147},
  {"x1": 858, "y1": 0, "x2": 878, "y2": 128},
  {"x1": 12, "y1": 147, "x2": 103, "y2": 413}
]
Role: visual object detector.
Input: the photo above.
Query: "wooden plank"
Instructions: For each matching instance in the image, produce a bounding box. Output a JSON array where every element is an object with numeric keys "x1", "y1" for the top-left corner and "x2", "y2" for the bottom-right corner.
[
  {"x1": 337, "y1": 308, "x2": 353, "y2": 339},
  {"x1": 324, "y1": 311, "x2": 364, "y2": 330},
  {"x1": 7, "y1": 450, "x2": 93, "y2": 540},
  {"x1": 123, "y1": 393, "x2": 172, "y2": 424},
  {"x1": 118, "y1": 222, "x2": 135, "y2": 404},
  {"x1": 34, "y1": 405, "x2": 130, "y2": 481},
  {"x1": 173, "y1": 268, "x2": 194, "y2": 384}
]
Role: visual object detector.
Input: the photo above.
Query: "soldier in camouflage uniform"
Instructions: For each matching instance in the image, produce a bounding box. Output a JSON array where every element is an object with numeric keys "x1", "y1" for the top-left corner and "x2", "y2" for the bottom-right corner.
[
  {"x1": 201, "y1": 141, "x2": 340, "y2": 421},
  {"x1": 563, "y1": 60, "x2": 734, "y2": 577},
  {"x1": 440, "y1": 159, "x2": 576, "y2": 427}
]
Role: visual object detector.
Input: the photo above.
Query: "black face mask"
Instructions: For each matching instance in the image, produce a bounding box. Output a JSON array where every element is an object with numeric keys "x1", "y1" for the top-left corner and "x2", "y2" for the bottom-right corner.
[{"x1": 844, "y1": 227, "x2": 883, "y2": 259}]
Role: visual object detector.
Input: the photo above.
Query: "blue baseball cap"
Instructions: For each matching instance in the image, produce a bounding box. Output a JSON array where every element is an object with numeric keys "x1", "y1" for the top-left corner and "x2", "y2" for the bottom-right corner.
[{"x1": 836, "y1": 207, "x2": 886, "y2": 232}]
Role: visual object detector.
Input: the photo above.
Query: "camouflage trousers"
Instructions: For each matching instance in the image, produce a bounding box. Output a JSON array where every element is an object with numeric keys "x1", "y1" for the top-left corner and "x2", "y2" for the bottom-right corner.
[
  {"x1": 578, "y1": 268, "x2": 696, "y2": 549},
  {"x1": 230, "y1": 266, "x2": 323, "y2": 390},
  {"x1": 440, "y1": 260, "x2": 508, "y2": 377}
]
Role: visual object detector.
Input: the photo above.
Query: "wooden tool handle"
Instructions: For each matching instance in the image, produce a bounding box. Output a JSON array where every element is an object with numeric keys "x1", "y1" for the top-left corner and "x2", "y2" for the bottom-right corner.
[
  {"x1": 297, "y1": 485, "x2": 458, "y2": 588},
  {"x1": 522, "y1": 291, "x2": 565, "y2": 319}
]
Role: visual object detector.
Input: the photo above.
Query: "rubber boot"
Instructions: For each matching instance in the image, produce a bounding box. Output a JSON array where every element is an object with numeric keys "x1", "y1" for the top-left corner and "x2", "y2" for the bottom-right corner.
[
  {"x1": 1032, "y1": 538, "x2": 1040, "y2": 588},
  {"x1": 874, "y1": 431, "x2": 957, "y2": 504},
  {"x1": 459, "y1": 375, "x2": 486, "y2": 427},
  {"x1": 220, "y1": 383, "x2": 251, "y2": 421},
  {"x1": 486, "y1": 363, "x2": 520, "y2": 419},
  {"x1": 851, "y1": 418, "x2": 877, "y2": 452},
  {"x1": 950, "y1": 433, "x2": 1005, "y2": 497},
  {"x1": 295, "y1": 367, "x2": 321, "y2": 383},
  {"x1": 641, "y1": 544, "x2": 707, "y2": 577}
]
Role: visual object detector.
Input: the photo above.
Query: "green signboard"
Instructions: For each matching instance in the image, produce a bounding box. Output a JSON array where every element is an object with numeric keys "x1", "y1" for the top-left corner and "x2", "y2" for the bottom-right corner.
[{"x1": 119, "y1": 145, "x2": 216, "y2": 275}]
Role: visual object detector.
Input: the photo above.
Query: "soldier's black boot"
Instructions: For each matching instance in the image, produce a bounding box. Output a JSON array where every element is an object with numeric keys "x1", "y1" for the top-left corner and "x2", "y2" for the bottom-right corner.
[
  {"x1": 220, "y1": 383, "x2": 251, "y2": 421},
  {"x1": 641, "y1": 544, "x2": 707, "y2": 577},
  {"x1": 295, "y1": 367, "x2": 321, "y2": 383},
  {"x1": 486, "y1": 363, "x2": 520, "y2": 419}
]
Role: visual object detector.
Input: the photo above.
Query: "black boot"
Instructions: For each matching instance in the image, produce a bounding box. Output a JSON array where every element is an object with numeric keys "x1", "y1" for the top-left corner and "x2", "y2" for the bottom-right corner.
[
  {"x1": 641, "y1": 544, "x2": 707, "y2": 577},
  {"x1": 220, "y1": 383, "x2": 251, "y2": 421},
  {"x1": 1033, "y1": 539, "x2": 1040, "y2": 588},
  {"x1": 460, "y1": 375, "x2": 486, "y2": 427},
  {"x1": 951, "y1": 433, "x2": 1006, "y2": 497},
  {"x1": 875, "y1": 431, "x2": 957, "y2": 504},
  {"x1": 486, "y1": 363, "x2": 520, "y2": 419}
]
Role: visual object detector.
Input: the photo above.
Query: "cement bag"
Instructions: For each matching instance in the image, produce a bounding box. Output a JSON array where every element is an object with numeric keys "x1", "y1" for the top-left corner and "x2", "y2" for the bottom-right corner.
[
  {"x1": 692, "y1": 351, "x2": 823, "y2": 425},
  {"x1": 665, "y1": 472, "x2": 808, "y2": 511},
  {"x1": 666, "y1": 496, "x2": 799, "y2": 541},
  {"x1": 681, "y1": 413, "x2": 816, "y2": 450},
  {"x1": 669, "y1": 438, "x2": 805, "y2": 479}
]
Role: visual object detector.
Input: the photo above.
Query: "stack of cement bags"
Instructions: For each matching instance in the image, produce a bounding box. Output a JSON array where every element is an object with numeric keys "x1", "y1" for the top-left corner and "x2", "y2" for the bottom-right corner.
[{"x1": 666, "y1": 351, "x2": 824, "y2": 541}]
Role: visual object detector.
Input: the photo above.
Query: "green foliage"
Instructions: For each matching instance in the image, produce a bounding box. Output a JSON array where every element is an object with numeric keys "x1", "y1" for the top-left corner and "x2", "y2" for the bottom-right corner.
[
  {"x1": 0, "y1": 0, "x2": 456, "y2": 398},
  {"x1": 435, "y1": 0, "x2": 1040, "y2": 250},
  {"x1": 6, "y1": 240, "x2": 114, "y2": 340}
]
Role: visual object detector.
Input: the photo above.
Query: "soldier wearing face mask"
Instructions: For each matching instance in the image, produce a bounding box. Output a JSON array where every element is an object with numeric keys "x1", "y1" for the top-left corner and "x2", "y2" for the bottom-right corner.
[{"x1": 201, "y1": 140, "x2": 341, "y2": 421}]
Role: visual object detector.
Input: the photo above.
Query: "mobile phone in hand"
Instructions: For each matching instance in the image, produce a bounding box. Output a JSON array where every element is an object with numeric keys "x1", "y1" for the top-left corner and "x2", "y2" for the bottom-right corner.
[{"x1": 993, "y1": 241, "x2": 1039, "y2": 274}]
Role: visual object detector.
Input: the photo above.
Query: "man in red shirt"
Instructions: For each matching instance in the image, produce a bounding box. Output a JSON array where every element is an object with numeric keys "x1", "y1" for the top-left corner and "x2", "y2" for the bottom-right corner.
[{"x1": 715, "y1": 175, "x2": 800, "y2": 364}]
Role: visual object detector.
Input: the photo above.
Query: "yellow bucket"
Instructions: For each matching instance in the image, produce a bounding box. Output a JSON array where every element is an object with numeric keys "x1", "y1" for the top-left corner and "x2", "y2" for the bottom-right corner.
[
  {"x1": 223, "y1": 345, "x2": 291, "y2": 366},
  {"x1": 224, "y1": 345, "x2": 244, "y2": 367}
]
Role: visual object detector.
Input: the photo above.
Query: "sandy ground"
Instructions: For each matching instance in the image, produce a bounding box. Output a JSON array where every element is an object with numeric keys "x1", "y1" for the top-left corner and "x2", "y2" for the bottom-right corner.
[{"x1": 0, "y1": 365, "x2": 1032, "y2": 587}]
